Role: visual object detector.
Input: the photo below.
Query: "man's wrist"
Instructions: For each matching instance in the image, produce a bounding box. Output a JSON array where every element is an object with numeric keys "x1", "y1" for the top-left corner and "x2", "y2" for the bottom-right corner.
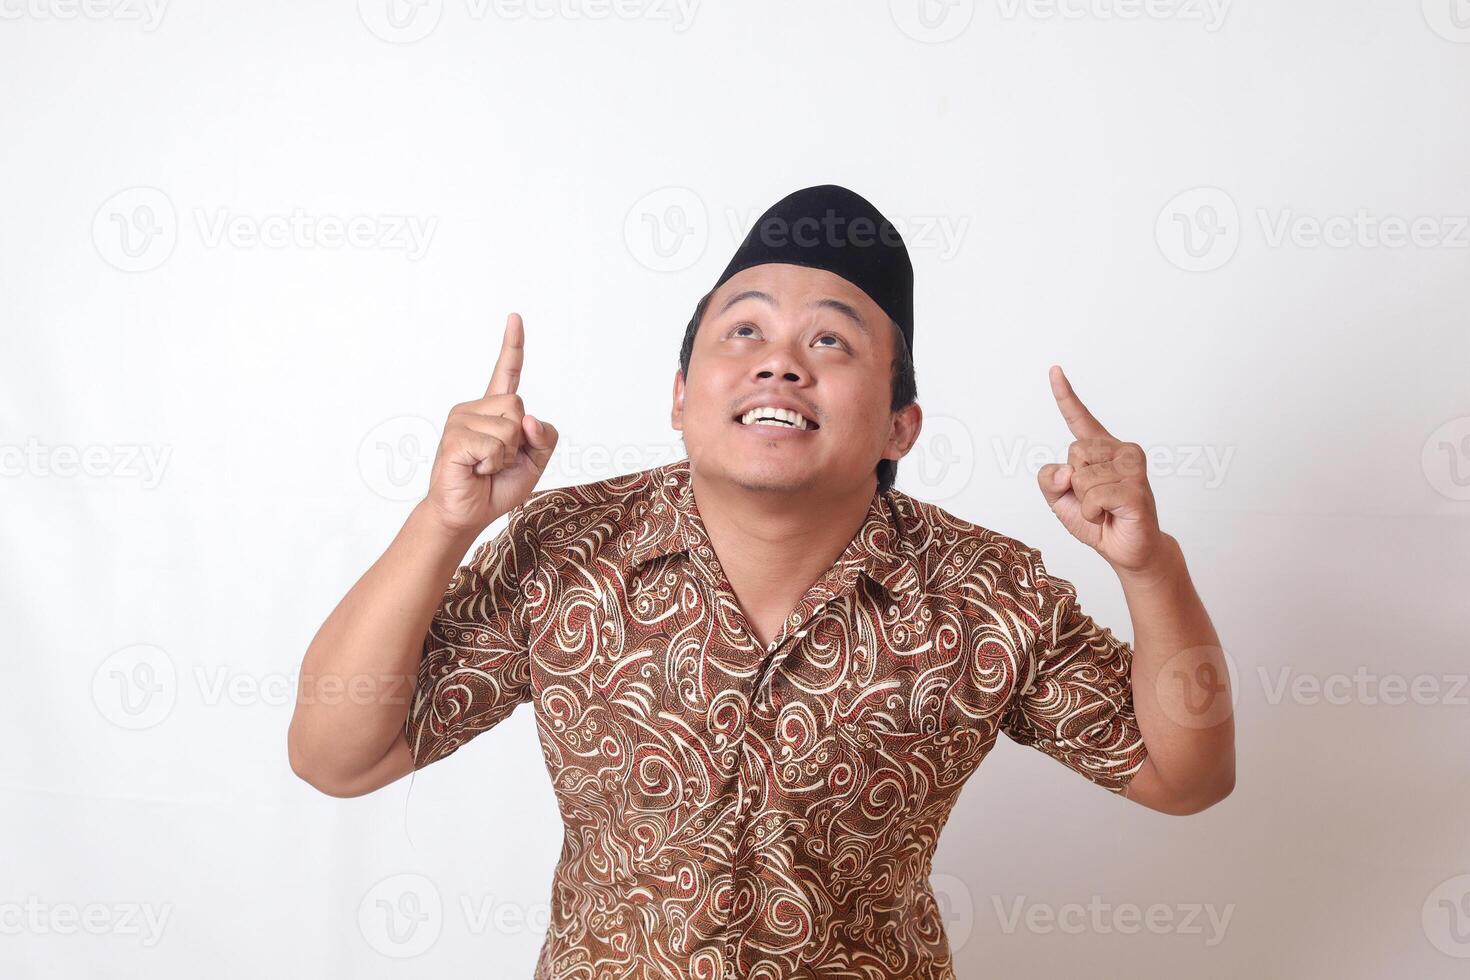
[
  {"x1": 408, "y1": 499, "x2": 486, "y2": 556},
  {"x1": 1113, "y1": 533, "x2": 1186, "y2": 594}
]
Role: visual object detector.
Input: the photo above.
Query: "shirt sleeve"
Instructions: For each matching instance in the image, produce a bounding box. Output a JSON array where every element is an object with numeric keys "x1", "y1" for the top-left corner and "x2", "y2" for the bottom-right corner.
[
  {"x1": 404, "y1": 501, "x2": 540, "y2": 771},
  {"x1": 998, "y1": 546, "x2": 1148, "y2": 795}
]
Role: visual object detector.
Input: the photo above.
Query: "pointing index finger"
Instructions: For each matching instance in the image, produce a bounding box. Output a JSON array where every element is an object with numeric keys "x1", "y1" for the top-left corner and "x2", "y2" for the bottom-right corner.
[
  {"x1": 1049, "y1": 365, "x2": 1114, "y2": 441},
  {"x1": 486, "y1": 312, "x2": 524, "y2": 398}
]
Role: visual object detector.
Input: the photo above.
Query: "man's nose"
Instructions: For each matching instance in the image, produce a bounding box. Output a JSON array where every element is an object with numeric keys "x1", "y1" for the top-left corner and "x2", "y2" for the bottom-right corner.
[{"x1": 752, "y1": 340, "x2": 807, "y2": 382}]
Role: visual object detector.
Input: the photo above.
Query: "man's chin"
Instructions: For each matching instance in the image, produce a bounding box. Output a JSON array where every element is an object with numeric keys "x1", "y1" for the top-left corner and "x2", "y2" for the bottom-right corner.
[
  {"x1": 722, "y1": 457, "x2": 830, "y2": 495},
  {"x1": 686, "y1": 441, "x2": 855, "y2": 496}
]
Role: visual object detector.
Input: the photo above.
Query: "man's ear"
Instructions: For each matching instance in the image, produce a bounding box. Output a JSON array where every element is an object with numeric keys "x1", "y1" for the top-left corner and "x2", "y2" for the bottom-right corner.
[
  {"x1": 882, "y1": 402, "x2": 923, "y2": 461},
  {"x1": 671, "y1": 369, "x2": 685, "y2": 431}
]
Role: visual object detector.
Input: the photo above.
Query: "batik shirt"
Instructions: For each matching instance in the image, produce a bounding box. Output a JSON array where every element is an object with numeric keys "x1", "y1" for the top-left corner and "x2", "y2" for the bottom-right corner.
[{"x1": 405, "y1": 456, "x2": 1148, "y2": 979}]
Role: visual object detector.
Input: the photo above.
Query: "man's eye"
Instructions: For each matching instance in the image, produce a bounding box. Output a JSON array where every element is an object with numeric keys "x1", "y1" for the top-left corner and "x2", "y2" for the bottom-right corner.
[
  {"x1": 814, "y1": 334, "x2": 844, "y2": 349},
  {"x1": 731, "y1": 324, "x2": 759, "y2": 337}
]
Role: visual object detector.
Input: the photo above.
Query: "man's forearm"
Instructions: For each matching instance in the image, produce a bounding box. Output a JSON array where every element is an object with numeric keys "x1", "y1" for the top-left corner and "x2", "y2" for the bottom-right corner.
[
  {"x1": 1115, "y1": 535, "x2": 1236, "y2": 812},
  {"x1": 287, "y1": 500, "x2": 481, "y2": 792}
]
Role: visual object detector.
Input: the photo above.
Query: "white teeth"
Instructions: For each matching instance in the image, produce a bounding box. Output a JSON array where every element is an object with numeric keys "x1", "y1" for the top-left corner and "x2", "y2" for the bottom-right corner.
[{"x1": 739, "y1": 406, "x2": 811, "y2": 430}]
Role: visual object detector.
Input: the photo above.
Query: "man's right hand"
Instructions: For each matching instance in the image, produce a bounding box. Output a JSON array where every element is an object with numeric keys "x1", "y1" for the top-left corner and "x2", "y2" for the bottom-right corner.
[
  {"x1": 288, "y1": 312, "x2": 558, "y2": 797},
  {"x1": 425, "y1": 312, "x2": 559, "y2": 535}
]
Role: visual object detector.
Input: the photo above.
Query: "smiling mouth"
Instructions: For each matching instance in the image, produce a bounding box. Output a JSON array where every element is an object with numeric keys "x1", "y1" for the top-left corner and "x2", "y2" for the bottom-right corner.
[{"x1": 734, "y1": 407, "x2": 820, "y2": 431}]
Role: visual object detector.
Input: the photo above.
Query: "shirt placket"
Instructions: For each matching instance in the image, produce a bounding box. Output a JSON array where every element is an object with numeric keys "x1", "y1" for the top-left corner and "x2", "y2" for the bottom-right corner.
[{"x1": 720, "y1": 564, "x2": 866, "y2": 974}]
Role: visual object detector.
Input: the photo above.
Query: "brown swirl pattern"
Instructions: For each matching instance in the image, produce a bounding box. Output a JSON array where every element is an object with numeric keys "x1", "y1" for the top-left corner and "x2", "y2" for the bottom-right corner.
[{"x1": 405, "y1": 457, "x2": 1147, "y2": 978}]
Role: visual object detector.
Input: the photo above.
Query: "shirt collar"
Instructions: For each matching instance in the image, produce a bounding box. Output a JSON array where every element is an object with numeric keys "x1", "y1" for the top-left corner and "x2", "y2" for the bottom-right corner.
[{"x1": 621, "y1": 457, "x2": 919, "y2": 598}]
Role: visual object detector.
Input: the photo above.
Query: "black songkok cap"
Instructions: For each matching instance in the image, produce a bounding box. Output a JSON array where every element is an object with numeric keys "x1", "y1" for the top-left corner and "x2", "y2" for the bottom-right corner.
[{"x1": 711, "y1": 184, "x2": 914, "y2": 356}]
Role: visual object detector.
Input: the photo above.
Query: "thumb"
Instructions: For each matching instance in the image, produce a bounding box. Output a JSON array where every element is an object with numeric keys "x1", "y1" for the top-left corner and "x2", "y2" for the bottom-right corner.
[
  {"x1": 520, "y1": 414, "x2": 558, "y2": 472},
  {"x1": 1037, "y1": 463, "x2": 1073, "y2": 507},
  {"x1": 1039, "y1": 463, "x2": 1089, "y2": 535}
]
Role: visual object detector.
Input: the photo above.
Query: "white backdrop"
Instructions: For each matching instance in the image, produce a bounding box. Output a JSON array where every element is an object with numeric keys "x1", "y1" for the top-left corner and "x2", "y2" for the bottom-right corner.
[{"x1": 3, "y1": 1, "x2": 1468, "y2": 976}]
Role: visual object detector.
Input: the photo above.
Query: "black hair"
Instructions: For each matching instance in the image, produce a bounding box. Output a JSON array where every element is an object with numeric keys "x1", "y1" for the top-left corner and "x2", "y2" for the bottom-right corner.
[{"x1": 676, "y1": 288, "x2": 918, "y2": 494}]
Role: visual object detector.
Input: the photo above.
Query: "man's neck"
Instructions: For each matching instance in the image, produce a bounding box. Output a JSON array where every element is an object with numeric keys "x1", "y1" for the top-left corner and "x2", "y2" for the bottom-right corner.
[{"x1": 688, "y1": 466, "x2": 877, "y2": 635}]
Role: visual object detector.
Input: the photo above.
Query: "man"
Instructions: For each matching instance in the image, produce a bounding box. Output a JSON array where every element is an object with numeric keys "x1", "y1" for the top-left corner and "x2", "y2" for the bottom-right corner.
[{"x1": 288, "y1": 185, "x2": 1235, "y2": 979}]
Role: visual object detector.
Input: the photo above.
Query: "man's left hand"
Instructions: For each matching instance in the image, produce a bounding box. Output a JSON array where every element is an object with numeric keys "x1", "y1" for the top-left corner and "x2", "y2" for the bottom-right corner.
[{"x1": 1037, "y1": 365, "x2": 1169, "y2": 576}]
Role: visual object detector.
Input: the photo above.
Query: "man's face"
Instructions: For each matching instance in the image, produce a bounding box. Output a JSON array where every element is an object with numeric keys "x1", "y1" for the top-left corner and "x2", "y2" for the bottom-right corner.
[{"x1": 672, "y1": 263, "x2": 921, "y2": 497}]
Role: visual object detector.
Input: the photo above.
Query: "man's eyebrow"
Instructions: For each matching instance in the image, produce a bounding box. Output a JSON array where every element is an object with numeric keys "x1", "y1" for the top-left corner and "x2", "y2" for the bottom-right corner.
[
  {"x1": 809, "y1": 297, "x2": 868, "y2": 335},
  {"x1": 718, "y1": 290, "x2": 869, "y2": 335},
  {"x1": 718, "y1": 290, "x2": 775, "y2": 316}
]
